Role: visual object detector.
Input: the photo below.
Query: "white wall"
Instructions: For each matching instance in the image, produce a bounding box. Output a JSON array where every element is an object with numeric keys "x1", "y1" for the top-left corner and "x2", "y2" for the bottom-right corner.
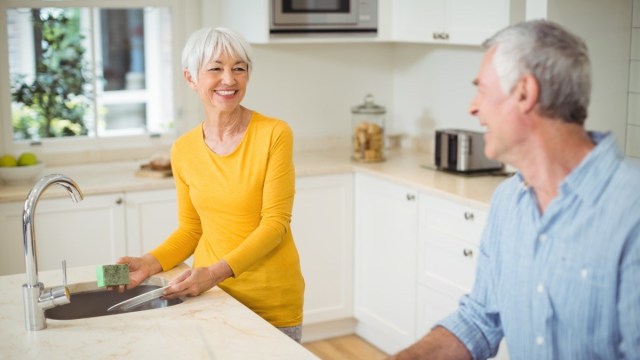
[
  {"x1": 547, "y1": 0, "x2": 632, "y2": 148},
  {"x1": 200, "y1": 0, "x2": 632, "y2": 154},
  {"x1": 242, "y1": 43, "x2": 394, "y2": 150},
  {"x1": 391, "y1": 44, "x2": 484, "y2": 150}
]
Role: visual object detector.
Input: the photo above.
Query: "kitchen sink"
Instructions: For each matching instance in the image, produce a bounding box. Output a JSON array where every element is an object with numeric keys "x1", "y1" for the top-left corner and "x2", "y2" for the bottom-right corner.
[{"x1": 45, "y1": 277, "x2": 182, "y2": 320}]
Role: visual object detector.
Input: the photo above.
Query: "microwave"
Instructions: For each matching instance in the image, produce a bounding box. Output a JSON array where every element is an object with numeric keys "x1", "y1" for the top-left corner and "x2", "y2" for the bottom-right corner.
[
  {"x1": 270, "y1": 0, "x2": 378, "y2": 33},
  {"x1": 434, "y1": 129, "x2": 503, "y2": 173}
]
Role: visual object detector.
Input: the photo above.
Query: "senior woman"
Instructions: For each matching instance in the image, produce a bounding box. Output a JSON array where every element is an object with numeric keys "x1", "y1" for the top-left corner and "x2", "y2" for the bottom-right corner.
[{"x1": 117, "y1": 27, "x2": 305, "y2": 342}]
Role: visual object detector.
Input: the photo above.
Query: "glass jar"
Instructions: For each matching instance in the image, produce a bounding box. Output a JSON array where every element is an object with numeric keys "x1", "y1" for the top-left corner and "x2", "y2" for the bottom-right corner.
[{"x1": 352, "y1": 94, "x2": 386, "y2": 162}]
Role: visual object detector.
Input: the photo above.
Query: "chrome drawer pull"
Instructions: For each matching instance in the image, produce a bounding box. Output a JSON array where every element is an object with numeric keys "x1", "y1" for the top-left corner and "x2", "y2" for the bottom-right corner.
[
  {"x1": 463, "y1": 211, "x2": 474, "y2": 221},
  {"x1": 463, "y1": 248, "x2": 473, "y2": 257}
]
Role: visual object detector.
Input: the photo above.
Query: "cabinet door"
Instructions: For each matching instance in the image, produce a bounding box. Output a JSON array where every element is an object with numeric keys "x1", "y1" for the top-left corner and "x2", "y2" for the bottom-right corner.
[
  {"x1": 445, "y1": 0, "x2": 510, "y2": 45},
  {"x1": 391, "y1": 0, "x2": 511, "y2": 45},
  {"x1": 417, "y1": 192, "x2": 485, "y2": 316},
  {"x1": 292, "y1": 174, "x2": 353, "y2": 325},
  {"x1": 417, "y1": 192, "x2": 510, "y2": 359},
  {"x1": 124, "y1": 189, "x2": 182, "y2": 261},
  {"x1": 391, "y1": 0, "x2": 445, "y2": 42},
  {"x1": 0, "y1": 193, "x2": 126, "y2": 276},
  {"x1": 354, "y1": 173, "x2": 417, "y2": 355}
]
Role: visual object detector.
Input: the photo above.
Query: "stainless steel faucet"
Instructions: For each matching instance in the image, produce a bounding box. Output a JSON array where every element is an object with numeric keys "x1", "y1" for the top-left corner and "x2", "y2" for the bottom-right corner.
[{"x1": 22, "y1": 174, "x2": 84, "y2": 331}]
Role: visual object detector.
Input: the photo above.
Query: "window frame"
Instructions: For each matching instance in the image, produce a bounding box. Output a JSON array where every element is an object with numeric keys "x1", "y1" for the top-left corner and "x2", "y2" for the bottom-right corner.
[{"x1": 0, "y1": 0, "x2": 187, "y2": 160}]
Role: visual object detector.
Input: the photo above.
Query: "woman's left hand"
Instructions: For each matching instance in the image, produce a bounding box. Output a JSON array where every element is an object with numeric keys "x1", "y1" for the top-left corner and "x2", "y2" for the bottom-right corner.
[{"x1": 163, "y1": 260, "x2": 234, "y2": 298}]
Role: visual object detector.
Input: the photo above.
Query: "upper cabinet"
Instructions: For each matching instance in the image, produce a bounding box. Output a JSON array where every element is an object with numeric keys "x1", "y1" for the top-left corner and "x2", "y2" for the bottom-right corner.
[
  {"x1": 390, "y1": 0, "x2": 524, "y2": 45},
  {"x1": 214, "y1": 0, "x2": 524, "y2": 46}
]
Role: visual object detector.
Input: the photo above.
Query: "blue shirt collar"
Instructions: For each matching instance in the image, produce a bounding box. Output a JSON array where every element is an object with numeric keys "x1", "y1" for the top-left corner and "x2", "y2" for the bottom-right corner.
[
  {"x1": 513, "y1": 131, "x2": 622, "y2": 206},
  {"x1": 560, "y1": 131, "x2": 622, "y2": 206}
]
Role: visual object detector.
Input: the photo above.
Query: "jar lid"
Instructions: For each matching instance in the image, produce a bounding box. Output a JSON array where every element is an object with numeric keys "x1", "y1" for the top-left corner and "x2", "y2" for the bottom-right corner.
[{"x1": 352, "y1": 94, "x2": 385, "y2": 114}]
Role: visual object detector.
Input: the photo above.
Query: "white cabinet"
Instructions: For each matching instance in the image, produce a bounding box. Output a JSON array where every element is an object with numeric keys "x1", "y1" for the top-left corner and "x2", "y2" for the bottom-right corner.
[
  {"x1": 391, "y1": 0, "x2": 522, "y2": 45},
  {"x1": 0, "y1": 193, "x2": 126, "y2": 276},
  {"x1": 416, "y1": 191, "x2": 509, "y2": 359},
  {"x1": 292, "y1": 174, "x2": 353, "y2": 327},
  {"x1": 416, "y1": 192, "x2": 486, "y2": 335},
  {"x1": 124, "y1": 189, "x2": 181, "y2": 259},
  {"x1": 0, "y1": 188, "x2": 181, "y2": 277},
  {"x1": 215, "y1": 0, "x2": 523, "y2": 45},
  {"x1": 354, "y1": 173, "x2": 418, "y2": 355}
]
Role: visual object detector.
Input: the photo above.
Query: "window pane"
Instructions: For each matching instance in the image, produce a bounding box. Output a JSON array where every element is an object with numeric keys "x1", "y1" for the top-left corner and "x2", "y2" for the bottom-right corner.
[
  {"x1": 8, "y1": 8, "x2": 93, "y2": 140},
  {"x1": 103, "y1": 103, "x2": 147, "y2": 132},
  {"x1": 99, "y1": 9, "x2": 145, "y2": 91},
  {"x1": 6, "y1": 6, "x2": 174, "y2": 142},
  {"x1": 95, "y1": 7, "x2": 174, "y2": 136}
]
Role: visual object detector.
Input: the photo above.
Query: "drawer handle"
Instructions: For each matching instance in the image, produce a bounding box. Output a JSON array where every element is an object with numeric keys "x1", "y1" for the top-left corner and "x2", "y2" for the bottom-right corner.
[
  {"x1": 463, "y1": 211, "x2": 474, "y2": 221},
  {"x1": 463, "y1": 248, "x2": 473, "y2": 257},
  {"x1": 406, "y1": 194, "x2": 416, "y2": 201},
  {"x1": 116, "y1": 198, "x2": 123, "y2": 205}
]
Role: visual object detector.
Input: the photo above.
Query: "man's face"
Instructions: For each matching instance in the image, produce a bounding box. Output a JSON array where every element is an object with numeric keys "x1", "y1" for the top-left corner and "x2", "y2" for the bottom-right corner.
[{"x1": 468, "y1": 47, "x2": 523, "y2": 164}]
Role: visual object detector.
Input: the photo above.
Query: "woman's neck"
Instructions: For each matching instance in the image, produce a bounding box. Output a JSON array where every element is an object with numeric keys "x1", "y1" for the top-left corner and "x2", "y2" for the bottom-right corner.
[{"x1": 202, "y1": 107, "x2": 251, "y2": 155}]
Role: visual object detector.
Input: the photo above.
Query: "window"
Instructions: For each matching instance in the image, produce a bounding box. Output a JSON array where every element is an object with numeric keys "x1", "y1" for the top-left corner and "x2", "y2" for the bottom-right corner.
[{"x1": 1, "y1": 1, "x2": 177, "y2": 155}]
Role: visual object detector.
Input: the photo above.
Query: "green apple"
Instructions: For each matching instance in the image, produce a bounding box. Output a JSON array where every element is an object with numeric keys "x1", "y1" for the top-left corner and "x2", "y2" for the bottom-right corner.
[
  {"x1": 17, "y1": 152, "x2": 38, "y2": 166},
  {"x1": 0, "y1": 154, "x2": 18, "y2": 167}
]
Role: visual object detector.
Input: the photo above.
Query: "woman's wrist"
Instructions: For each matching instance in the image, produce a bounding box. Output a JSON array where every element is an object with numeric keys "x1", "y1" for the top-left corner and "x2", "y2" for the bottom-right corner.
[
  {"x1": 141, "y1": 253, "x2": 163, "y2": 276},
  {"x1": 207, "y1": 260, "x2": 234, "y2": 285}
]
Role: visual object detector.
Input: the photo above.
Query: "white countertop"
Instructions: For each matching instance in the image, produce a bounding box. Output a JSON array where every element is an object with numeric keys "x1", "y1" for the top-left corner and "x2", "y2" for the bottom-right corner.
[
  {"x1": 0, "y1": 148, "x2": 508, "y2": 207},
  {"x1": 0, "y1": 265, "x2": 319, "y2": 359},
  {"x1": 0, "y1": 148, "x2": 508, "y2": 358}
]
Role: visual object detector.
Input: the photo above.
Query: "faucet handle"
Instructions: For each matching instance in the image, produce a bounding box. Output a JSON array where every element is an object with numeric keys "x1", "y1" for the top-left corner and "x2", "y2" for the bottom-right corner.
[
  {"x1": 37, "y1": 260, "x2": 71, "y2": 310},
  {"x1": 61, "y1": 260, "x2": 67, "y2": 288}
]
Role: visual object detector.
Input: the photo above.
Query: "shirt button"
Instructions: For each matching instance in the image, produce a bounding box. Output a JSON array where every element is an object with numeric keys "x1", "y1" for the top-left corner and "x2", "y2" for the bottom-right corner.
[
  {"x1": 536, "y1": 336, "x2": 544, "y2": 345},
  {"x1": 537, "y1": 284, "x2": 544, "y2": 293},
  {"x1": 539, "y1": 234, "x2": 548, "y2": 242}
]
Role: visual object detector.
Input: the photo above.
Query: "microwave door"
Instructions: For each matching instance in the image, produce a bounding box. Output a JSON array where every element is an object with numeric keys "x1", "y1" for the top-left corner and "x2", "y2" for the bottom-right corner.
[{"x1": 274, "y1": 0, "x2": 357, "y2": 25}]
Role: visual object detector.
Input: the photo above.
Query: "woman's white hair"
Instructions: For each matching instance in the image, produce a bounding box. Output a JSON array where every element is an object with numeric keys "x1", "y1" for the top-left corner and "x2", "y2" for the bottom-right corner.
[
  {"x1": 484, "y1": 20, "x2": 591, "y2": 125},
  {"x1": 181, "y1": 27, "x2": 253, "y2": 84}
]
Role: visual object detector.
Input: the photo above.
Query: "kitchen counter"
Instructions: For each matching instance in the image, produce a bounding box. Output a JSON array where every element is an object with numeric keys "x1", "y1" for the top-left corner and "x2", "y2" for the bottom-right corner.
[
  {"x1": 0, "y1": 264, "x2": 319, "y2": 359},
  {"x1": 0, "y1": 148, "x2": 508, "y2": 206}
]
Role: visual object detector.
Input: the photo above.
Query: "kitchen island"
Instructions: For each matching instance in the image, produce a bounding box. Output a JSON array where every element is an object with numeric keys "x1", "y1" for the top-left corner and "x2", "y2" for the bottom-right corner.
[{"x1": 0, "y1": 264, "x2": 319, "y2": 359}]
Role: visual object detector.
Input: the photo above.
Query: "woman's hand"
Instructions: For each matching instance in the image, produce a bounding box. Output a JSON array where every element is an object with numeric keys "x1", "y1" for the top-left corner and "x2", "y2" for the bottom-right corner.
[
  {"x1": 163, "y1": 260, "x2": 234, "y2": 299},
  {"x1": 116, "y1": 254, "x2": 163, "y2": 290}
]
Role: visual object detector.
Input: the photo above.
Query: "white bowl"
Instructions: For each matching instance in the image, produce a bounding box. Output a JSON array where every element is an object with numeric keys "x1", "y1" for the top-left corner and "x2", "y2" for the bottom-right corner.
[{"x1": 0, "y1": 162, "x2": 45, "y2": 185}]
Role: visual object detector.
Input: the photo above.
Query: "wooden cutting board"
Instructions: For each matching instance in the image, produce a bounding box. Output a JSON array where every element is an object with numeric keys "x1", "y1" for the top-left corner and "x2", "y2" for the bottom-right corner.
[{"x1": 135, "y1": 164, "x2": 172, "y2": 178}]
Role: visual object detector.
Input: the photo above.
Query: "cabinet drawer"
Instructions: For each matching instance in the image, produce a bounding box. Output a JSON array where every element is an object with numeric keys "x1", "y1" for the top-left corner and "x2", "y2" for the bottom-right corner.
[
  {"x1": 419, "y1": 193, "x2": 487, "y2": 244},
  {"x1": 416, "y1": 285, "x2": 459, "y2": 338},
  {"x1": 418, "y1": 229, "x2": 478, "y2": 297}
]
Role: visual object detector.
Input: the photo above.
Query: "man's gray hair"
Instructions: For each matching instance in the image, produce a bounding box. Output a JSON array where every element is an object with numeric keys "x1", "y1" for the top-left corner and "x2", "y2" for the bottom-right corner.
[
  {"x1": 182, "y1": 27, "x2": 253, "y2": 84},
  {"x1": 484, "y1": 20, "x2": 591, "y2": 125}
]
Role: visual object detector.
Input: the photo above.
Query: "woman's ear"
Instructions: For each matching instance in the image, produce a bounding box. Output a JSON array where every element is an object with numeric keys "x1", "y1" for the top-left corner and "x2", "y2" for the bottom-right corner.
[
  {"x1": 516, "y1": 74, "x2": 539, "y2": 114},
  {"x1": 183, "y1": 69, "x2": 197, "y2": 90}
]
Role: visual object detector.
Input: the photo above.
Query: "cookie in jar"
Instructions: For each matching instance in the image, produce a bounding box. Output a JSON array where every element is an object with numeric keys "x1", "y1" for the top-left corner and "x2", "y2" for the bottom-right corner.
[{"x1": 352, "y1": 94, "x2": 386, "y2": 162}]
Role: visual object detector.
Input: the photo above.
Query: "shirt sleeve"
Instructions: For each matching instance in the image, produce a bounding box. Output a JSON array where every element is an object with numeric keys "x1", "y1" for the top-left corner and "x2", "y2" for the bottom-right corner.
[
  {"x1": 149, "y1": 142, "x2": 203, "y2": 271},
  {"x1": 222, "y1": 121, "x2": 295, "y2": 276},
  {"x1": 618, "y1": 221, "x2": 640, "y2": 357}
]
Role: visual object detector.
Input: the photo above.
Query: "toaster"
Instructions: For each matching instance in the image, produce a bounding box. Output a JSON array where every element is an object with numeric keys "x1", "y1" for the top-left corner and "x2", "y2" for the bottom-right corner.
[{"x1": 434, "y1": 129, "x2": 503, "y2": 173}]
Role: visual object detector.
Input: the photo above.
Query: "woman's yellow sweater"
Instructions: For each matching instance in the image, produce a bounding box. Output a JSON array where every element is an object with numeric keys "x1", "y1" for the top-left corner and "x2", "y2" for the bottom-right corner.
[{"x1": 150, "y1": 112, "x2": 304, "y2": 327}]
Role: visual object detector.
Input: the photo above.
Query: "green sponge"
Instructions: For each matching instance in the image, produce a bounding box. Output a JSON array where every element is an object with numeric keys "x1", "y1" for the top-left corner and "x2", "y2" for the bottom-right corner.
[{"x1": 96, "y1": 264, "x2": 130, "y2": 287}]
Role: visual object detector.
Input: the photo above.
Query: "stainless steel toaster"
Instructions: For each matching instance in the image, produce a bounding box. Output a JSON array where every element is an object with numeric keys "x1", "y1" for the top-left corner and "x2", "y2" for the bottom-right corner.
[{"x1": 434, "y1": 129, "x2": 503, "y2": 173}]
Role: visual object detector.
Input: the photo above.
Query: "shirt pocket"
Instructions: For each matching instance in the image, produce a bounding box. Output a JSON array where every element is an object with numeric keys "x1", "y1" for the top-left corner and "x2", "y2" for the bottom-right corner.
[{"x1": 547, "y1": 252, "x2": 614, "y2": 334}]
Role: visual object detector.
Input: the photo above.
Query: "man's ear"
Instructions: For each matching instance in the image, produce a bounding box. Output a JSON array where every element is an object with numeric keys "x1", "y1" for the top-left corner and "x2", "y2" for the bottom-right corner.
[
  {"x1": 516, "y1": 74, "x2": 539, "y2": 114},
  {"x1": 183, "y1": 69, "x2": 197, "y2": 90}
]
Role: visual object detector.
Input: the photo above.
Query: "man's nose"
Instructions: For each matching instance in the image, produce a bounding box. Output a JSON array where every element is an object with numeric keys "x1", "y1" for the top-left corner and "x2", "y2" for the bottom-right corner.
[{"x1": 468, "y1": 97, "x2": 479, "y2": 116}]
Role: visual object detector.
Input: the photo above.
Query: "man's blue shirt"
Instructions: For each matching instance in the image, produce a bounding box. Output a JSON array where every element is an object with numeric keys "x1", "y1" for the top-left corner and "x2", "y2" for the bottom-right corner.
[{"x1": 439, "y1": 132, "x2": 640, "y2": 359}]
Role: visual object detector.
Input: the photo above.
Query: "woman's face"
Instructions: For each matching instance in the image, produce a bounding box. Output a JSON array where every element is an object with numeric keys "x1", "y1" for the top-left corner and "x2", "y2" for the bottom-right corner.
[{"x1": 193, "y1": 52, "x2": 249, "y2": 113}]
